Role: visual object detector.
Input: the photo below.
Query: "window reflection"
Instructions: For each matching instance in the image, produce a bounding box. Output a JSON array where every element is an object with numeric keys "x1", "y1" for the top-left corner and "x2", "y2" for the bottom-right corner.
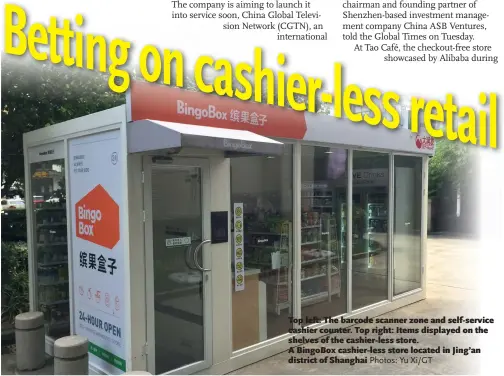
[
  {"x1": 393, "y1": 156, "x2": 422, "y2": 295},
  {"x1": 351, "y1": 151, "x2": 389, "y2": 310},
  {"x1": 230, "y1": 146, "x2": 293, "y2": 350},
  {"x1": 300, "y1": 146, "x2": 347, "y2": 323}
]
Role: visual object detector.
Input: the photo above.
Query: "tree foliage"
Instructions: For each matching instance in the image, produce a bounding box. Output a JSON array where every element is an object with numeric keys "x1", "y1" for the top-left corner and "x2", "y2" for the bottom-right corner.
[
  {"x1": 1, "y1": 54, "x2": 125, "y2": 196},
  {"x1": 1, "y1": 241, "x2": 29, "y2": 323},
  {"x1": 428, "y1": 138, "x2": 475, "y2": 197},
  {"x1": 2, "y1": 56, "x2": 330, "y2": 196}
]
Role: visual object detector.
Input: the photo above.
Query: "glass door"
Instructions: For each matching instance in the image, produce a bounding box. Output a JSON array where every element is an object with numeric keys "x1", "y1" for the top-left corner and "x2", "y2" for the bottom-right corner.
[
  {"x1": 145, "y1": 158, "x2": 212, "y2": 374},
  {"x1": 393, "y1": 155, "x2": 422, "y2": 296},
  {"x1": 30, "y1": 158, "x2": 70, "y2": 339}
]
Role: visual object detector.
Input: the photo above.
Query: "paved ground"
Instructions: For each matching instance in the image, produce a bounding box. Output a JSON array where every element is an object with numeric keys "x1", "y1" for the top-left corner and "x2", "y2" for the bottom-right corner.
[
  {"x1": 2, "y1": 236, "x2": 480, "y2": 375},
  {"x1": 231, "y1": 236, "x2": 481, "y2": 375}
]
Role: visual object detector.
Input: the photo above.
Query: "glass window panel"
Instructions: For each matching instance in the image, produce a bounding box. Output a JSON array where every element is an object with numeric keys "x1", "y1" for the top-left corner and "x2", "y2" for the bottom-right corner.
[
  {"x1": 230, "y1": 146, "x2": 293, "y2": 351},
  {"x1": 393, "y1": 156, "x2": 422, "y2": 295},
  {"x1": 150, "y1": 166, "x2": 204, "y2": 373},
  {"x1": 31, "y1": 158, "x2": 70, "y2": 339},
  {"x1": 300, "y1": 146, "x2": 348, "y2": 324},
  {"x1": 351, "y1": 151, "x2": 389, "y2": 310}
]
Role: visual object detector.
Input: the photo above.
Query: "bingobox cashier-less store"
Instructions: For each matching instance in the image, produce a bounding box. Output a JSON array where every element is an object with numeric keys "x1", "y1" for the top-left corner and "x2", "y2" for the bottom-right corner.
[{"x1": 23, "y1": 80, "x2": 434, "y2": 374}]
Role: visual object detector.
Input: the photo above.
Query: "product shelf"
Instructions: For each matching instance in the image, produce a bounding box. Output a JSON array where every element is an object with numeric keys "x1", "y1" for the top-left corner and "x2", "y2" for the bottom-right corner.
[
  {"x1": 36, "y1": 222, "x2": 67, "y2": 228},
  {"x1": 300, "y1": 241, "x2": 319, "y2": 246},
  {"x1": 39, "y1": 280, "x2": 69, "y2": 287},
  {"x1": 37, "y1": 242, "x2": 67, "y2": 247},
  {"x1": 366, "y1": 200, "x2": 388, "y2": 268},
  {"x1": 301, "y1": 289, "x2": 341, "y2": 306},
  {"x1": 301, "y1": 257, "x2": 327, "y2": 265},
  {"x1": 39, "y1": 299, "x2": 69, "y2": 306},
  {"x1": 38, "y1": 260, "x2": 68, "y2": 267},
  {"x1": 301, "y1": 184, "x2": 342, "y2": 308},
  {"x1": 245, "y1": 219, "x2": 293, "y2": 316}
]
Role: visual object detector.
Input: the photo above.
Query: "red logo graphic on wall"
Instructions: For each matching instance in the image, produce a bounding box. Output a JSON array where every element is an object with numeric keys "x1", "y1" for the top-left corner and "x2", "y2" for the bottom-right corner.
[
  {"x1": 415, "y1": 134, "x2": 435, "y2": 150},
  {"x1": 75, "y1": 184, "x2": 120, "y2": 249}
]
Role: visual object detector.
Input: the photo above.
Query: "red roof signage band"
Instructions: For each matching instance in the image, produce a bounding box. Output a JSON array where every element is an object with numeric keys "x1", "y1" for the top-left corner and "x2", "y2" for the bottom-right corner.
[{"x1": 128, "y1": 80, "x2": 307, "y2": 140}]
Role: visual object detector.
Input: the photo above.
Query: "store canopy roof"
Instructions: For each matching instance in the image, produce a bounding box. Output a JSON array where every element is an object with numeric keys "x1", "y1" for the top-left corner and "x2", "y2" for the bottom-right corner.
[{"x1": 127, "y1": 120, "x2": 284, "y2": 156}]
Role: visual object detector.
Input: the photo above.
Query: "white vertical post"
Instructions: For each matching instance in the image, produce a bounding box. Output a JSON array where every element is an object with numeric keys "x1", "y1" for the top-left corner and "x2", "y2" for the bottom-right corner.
[
  {"x1": 142, "y1": 156, "x2": 156, "y2": 373},
  {"x1": 292, "y1": 142, "x2": 302, "y2": 323},
  {"x1": 388, "y1": 153, "x2": 395, "y2": 301},
  {"x1": 23, "y1": 141, "x2": 36, "y2": 312},
  {"x1": 120, "y1": 120, "x2": 133, "y2": 371},
  {"x1": 64, "y1": 139, "x2": 75, "y2": 335},
  {"x1": 421, "y1": 156, "x2": 429, "y2": 295},
  {"x1": 346, "y1": 149, "x2": 353, "y2": 314}
]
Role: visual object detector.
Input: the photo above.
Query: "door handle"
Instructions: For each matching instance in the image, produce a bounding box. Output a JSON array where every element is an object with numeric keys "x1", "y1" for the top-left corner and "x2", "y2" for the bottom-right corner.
[{"x1": 193, "y1": 239, "x2": 211, "y2": 272}]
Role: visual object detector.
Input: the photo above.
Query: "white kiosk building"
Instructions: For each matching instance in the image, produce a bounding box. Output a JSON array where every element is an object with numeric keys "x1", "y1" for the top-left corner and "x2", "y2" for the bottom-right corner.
[{"x1": 23, "y1": 81, "x2": 434, "y2": 374}]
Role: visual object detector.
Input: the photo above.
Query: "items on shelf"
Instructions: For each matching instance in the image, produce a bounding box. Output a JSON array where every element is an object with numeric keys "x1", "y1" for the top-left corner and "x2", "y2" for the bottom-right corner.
[
  {"x1": 301, "y1": 228, "x2": 320, "y2": 244},
  {"x1": 340, "y1": 194, "x2": 389, "y2": 266},
  {"x1": 300, "y1": 208, "x2": 342, "y2": 308},
  {"x1": 368, "y1": 218, "x2": 387, "y2": 233},
  {"x1": 302, "y1": 197, "x2": 333, "y2": 207},
  {"x1": 301, "y1": 211, "x2": 320, "y2": 227},
  {"x1": 40, "y1": 302, "x2": 70, "y2": 334},
  {"x1": 276, "y1": 286, "x2": 289, "y2": 302},
  {"x1": 301, "y1": 185, "x2": 334, "y2": 211},
  {"x1": 32, "y1": 191, "x2": 70, "y2": 337},
  {"x1": 340, "y1": 202, "x2": 363, "y2": 251},
  {"x1": 37, "y1": 227, "x2": 67, "y2": 244},
  {"x1": 366, "y1": 202, "x2": 388, "y2": 251},
  {"x1": 38, "y1": 265, "x2": 69, "y2": 284},
  {"x1": 37, "y1": 209, "x2": 67, "y2": 223},
  {"x1": 242, "y1": 213, "x2": 292, "y2": 315},
  {"x1": 39, "y1": 282, "x2": 69, "y2": 304},
  {"x1": 38, "y1": 245, "x2": 68, "y2": 264},
  {"x1": 363, "y1": 196, "x2": 389, "y2": 268},
  {"x1": 368, "y1": 203, "x2": 387, "y2": 218}
]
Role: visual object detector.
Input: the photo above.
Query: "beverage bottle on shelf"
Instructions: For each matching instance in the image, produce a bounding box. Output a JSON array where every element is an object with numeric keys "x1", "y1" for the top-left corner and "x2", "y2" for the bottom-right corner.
[
  {"x1": 46, "y1": 286, "x2": 54, "y2": 302},
  {"x1": 41, "y1": 269, "x2": 48, "y2": 284},
  {"x1": 39, "y1": 287, "x2": 46, "y2": 303}
]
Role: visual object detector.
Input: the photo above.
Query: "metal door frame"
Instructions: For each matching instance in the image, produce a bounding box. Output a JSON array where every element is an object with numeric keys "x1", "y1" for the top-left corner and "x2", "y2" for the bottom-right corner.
[{"x1": 143, "y1": 156, "x2": 213, "y2": 375}]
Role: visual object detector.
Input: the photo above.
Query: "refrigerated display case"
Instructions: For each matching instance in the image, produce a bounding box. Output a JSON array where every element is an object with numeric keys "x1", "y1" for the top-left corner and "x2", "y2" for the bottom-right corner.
[{"x1": 30, "y1": 157, "x2": 70, "y2": 339}]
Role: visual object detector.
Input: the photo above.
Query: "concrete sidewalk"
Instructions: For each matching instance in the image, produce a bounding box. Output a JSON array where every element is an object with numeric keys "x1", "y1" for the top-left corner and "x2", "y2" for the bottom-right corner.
[
  {"x1": 1, "y1": 237, "x2": 481, "y2": 375},
  {"x1": 1, "y1": 354, "x2": 53, "y2": 375},
  {"x1": 231, "y1": 237, "x2": 481, "y2": 375}
]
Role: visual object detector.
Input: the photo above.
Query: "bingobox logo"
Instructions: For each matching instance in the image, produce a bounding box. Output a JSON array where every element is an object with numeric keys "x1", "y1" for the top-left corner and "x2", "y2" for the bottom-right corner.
[
  {"x1": 75, "y1": 184, "x2": 120, "y2": 249},
  {"x1": 223, "y1": 139, "x2": 253, "y2": 150},
  {"x1": 177, "y1": 100, "x2": 228, "y2": 120},
  {"x1": 415, "y1": 134, "x2": 435, "y2": 150}
]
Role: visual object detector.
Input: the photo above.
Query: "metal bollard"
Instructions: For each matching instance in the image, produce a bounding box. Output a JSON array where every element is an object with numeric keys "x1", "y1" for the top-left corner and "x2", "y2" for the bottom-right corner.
[
  {"x1": 53, "y1": 335, "x2": 89, "y2": 375},
  {"x1": 15, "y1": 311, "x2": 46, "y2": 371}
]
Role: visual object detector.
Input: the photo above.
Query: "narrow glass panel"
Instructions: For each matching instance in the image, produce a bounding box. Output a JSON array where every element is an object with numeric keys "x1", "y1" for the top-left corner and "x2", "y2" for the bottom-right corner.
[
  {"x1": 31, "y1": 159, "x2": 70, "y2": 339},
  {"x1": 352, "y1": 151, "x2": 389, "y2": 310},
  {"x1": 151, "y1": 166, "x2": 204, "y2": 373},
  {"x1": 230, "y1": 146, "x2": 293, "y2": 350},
  {"x1": 393, "y1": 156, "x2": 422, "y2": 295},
  {"x1": 300, "y1": 145, "x2": 348, "y2": 323}
]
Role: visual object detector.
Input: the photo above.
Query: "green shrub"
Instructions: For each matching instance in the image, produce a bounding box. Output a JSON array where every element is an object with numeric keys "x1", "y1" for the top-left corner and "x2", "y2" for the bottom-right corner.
[
  {"x1": 1, "y1": 241, "x2": 29, "y2": 323},
  {"x1": 1, "y1": 210, "x2": 27, "y2": 242}
]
